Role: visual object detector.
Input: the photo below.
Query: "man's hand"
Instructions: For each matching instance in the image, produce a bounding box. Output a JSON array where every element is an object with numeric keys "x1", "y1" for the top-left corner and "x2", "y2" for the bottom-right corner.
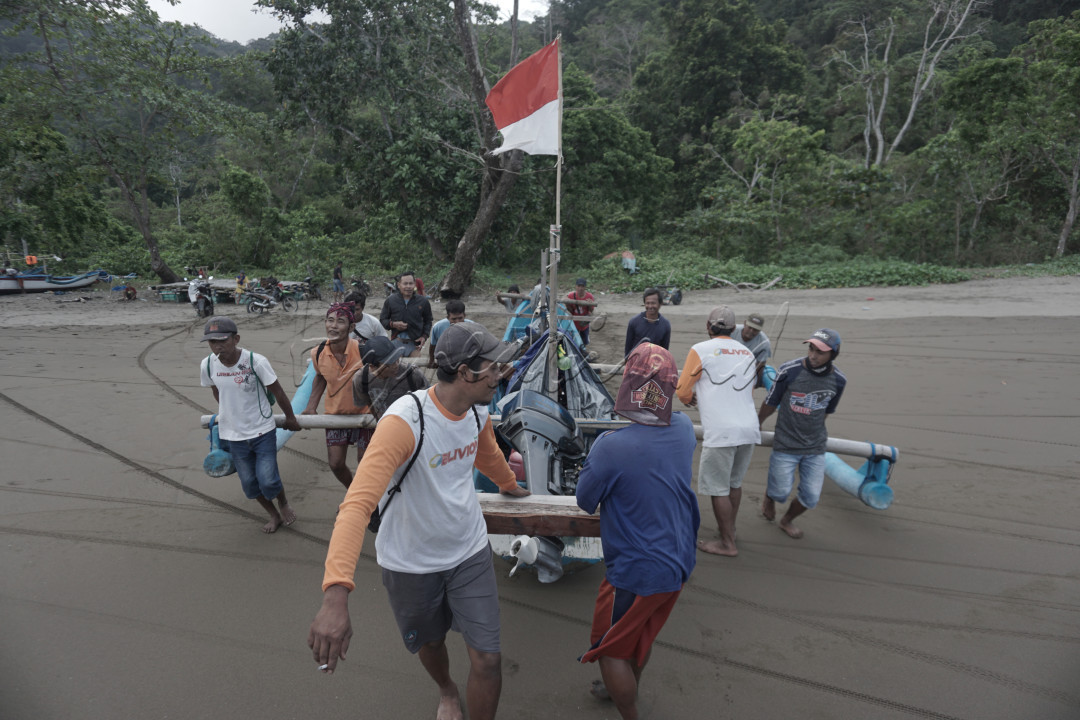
[
  {"x1": 308, "y1": 585, "x2": 352, "y2": 674},
  {"x1": 282, "y1": 415, "x2": 302, "y2": 432},
  {"x1": 393, "y1": 320, "x2": 408, "y2": 331},
  {"x1": 501, "y1": 484, "x2": 531, "y2": 498}
]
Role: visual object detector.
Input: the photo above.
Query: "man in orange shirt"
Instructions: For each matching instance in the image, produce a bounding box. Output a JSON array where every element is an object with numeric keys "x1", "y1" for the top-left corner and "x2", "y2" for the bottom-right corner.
[
  {"x1": 308, "y1": 323, "x2": 529, "y2": 720},
  {"x1": 303, "y1": 303, "x2": 367, "y2": 489}
]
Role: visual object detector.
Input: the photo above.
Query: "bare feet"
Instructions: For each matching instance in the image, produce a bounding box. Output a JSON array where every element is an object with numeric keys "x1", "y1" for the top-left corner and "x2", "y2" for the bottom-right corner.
[
  {"x1": 262, "y1": 514, "x2": 283, "y2": 534},
  {"x1": 436, "y1": 683, "x2": 463, "y2": 720},
  {"x1": 779, "y1": 519, "x2": 804, "y2": 539},
  {"x1": 279, "y1": 503, "x2": 297, "y2": 526},
  {"x1": 590, "y1": 679, "x2": 612, "y2": 701},
  {"x1": 760, "y1": 497, "x2": 775, "y2": 522},
  {"x1": 697, "y1": 538, "x2": 738, "y2": 557}
]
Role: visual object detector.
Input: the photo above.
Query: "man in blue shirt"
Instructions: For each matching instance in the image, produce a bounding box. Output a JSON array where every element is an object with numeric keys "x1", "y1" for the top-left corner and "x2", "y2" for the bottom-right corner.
[
  {"x1": 577, "y1": 342, "x2": 699, "y2": 720},
  {"x1": 427, "y1": 299, "x2": 475, "y2": 367},
  {"x1": 623, "y1": 288, "x2": 671, "y2": 357}
]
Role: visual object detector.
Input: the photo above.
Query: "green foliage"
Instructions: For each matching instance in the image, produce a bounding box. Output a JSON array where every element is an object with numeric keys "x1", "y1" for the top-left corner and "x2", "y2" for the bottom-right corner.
[{"x1": 577, "y1": 248, "x2": 969, "y2": 293}]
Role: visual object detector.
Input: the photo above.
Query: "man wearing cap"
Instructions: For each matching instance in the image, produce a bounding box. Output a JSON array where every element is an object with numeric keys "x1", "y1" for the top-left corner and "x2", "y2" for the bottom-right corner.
[
  {"x1": 676, "y1": 306, "x2": 759, "y2": 557},
  {"x1": 577, "y1": 342, "x2": 699, "y2": 720},
  {"x1": 353, "y1": 336, "x2": 428, "y2": 421},
  {"x1": 344, "y1": 291, "x2": 388, "y2": 353},
  {"x1": 380, "y1": 270, "x2": 432, "y2": 358},
  {"x1": 758, "y1": 328, "x2": 847, "y2": 539},
  {"x1": 199, "y1": 317, "x2": 302, "y2": 533},
  {"x1": 567, "y1": 278, "x2": 595, "y2": 348},
  {"x1": 428, "y1": 299, "x2": 476, "y2": 368},
  {"x1": 302, "y1": 303, "x2": 368, "y2": 490},
  {"x1": 624, "y1": 288, "x2": 671, "y2": 357},
  {"x1": 734, "y1": 313, "x2": 772, "y2": 388},
  {"x1": 309, "y1": 322, "x2": 529, "y2": 720}
]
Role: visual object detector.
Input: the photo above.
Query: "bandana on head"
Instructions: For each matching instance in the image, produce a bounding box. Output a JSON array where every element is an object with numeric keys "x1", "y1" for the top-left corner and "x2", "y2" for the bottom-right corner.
[
  {"x1": 615, "y1": 342, "x2": 678, "y2": 426},
  {"x1": 326, "y1": 302, "x2": 356, "y2": 324}
]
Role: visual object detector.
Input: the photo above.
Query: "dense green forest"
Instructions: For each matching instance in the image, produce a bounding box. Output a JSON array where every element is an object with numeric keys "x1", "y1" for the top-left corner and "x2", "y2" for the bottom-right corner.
[{"x1": 2, "y1": 0, "x2": 1079, "y2": 292}]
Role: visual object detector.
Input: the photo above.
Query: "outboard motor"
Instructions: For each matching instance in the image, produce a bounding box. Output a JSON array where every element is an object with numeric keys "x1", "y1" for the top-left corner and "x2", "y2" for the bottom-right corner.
[{"x1": 497, "y1": 389, "x2": 586, "y2": 496}]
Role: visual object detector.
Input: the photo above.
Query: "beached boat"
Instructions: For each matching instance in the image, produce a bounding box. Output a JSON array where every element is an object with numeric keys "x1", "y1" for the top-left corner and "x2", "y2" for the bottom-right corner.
[{"x1": 0, "y1": 270, "x2": 110, "y2": 295}]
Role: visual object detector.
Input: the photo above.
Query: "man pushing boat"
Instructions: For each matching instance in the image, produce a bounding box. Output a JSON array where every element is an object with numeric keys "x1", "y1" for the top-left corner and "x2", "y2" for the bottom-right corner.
[{"x1": 308, "y1": 322, "x2": 529, "y2": 720}]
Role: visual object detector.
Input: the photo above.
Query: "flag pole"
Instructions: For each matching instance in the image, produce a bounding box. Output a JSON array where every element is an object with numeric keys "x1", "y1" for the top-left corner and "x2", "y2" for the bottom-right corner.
[{"x1": 545, "y1": 35, "x2": 563, "y2": 400}]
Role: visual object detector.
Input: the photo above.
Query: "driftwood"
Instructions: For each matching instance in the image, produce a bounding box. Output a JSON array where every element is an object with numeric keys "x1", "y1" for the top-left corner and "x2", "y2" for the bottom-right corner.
[{"x1": 703, "y1": 273, "x2": 783, "y2": 291}]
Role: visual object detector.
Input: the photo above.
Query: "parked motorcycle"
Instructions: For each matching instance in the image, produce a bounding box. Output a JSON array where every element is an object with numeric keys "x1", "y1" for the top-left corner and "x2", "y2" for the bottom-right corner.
[
  {"x1": 299, "y1": 276, "x2": 322, "y2": 301},
  {"x1": 188, "y1": 277, "x2": 215, "y2": 318},
  {"x1": 349, "y1": 275, "x2": 372, "y2": 297}
]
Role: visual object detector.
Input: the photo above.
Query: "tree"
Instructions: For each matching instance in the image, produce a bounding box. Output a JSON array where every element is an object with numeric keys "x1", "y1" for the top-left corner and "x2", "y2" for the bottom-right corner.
[
  {"x1": 828, "y1": 0, "x2": 989, "y2": 167},
  {"x1": 1, "y1": 0, "x2": 241, "y2": 282}
]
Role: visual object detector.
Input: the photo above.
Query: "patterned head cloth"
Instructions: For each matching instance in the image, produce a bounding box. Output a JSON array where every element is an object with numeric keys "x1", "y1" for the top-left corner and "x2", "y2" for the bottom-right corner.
[
  {"x1": 326, "y1": 302, "x2": 356, "y2": 324},
  {"x1": 614, "y1": 342, "x2": 678, "y2": 426}
]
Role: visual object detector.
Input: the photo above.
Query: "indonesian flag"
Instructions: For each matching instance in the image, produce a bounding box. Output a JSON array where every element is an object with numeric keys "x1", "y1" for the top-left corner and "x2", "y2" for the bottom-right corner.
[{"x1": 485, "y1": 39, "x2": 560, "y2": 156}]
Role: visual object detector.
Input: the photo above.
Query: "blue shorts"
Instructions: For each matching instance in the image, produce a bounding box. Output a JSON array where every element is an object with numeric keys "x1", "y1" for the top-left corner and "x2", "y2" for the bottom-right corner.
[
  {"x1": 766, "y1": 451, "x2": 826, "y2": 509},
  {"x1": 229, "y1": 429, "x2": 284, "y2": 500},
  {"x1": 332, "y1": 278, "x2": 345, "y2": 293}
]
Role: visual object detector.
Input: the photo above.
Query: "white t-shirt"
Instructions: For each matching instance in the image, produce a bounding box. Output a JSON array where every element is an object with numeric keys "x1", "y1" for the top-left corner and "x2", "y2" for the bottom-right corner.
[
  {"x1": 200, "y1": 348, "x2": 278, "y2": 441},
  {"x1": 350, "y1": 313, "x2": 389, "y2": 343},
  {"x1": 686, "y1": 337, "x2": 761, "y2": 448}
]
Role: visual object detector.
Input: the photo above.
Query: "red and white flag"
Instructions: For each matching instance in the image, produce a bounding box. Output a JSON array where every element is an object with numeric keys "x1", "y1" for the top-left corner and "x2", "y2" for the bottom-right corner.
[{"x1": 485, "y1": 39, "x2": 560, "y2": 156}]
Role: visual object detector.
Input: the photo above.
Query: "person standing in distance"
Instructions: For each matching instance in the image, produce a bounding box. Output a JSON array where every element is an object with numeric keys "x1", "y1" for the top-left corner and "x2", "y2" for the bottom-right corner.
[
  {"x1": 308, "y1": 323, "x2": 529, "y2": 720},
  {"x1": 624, "y1": 288, "x2": 670, "y2": 357},
  {"x1": 567, "y1": 277, "x2": 595, "y2": 349},
  {"x1": 331, "y1": 261, "x2": 345, "y2": 302},
  {"x1": 758, "y1": 328, "x2": 847, "y2": 539},
  {"x1": 676, "y1": 306, "x2": 760, "y2": 557},
  {"x1": 380, "y1": 270, "x2": 432, "y2": 358}
]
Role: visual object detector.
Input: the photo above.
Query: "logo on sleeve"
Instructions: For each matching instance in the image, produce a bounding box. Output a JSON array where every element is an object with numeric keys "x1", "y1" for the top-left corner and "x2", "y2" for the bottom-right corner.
[{"x1": 789, "y1": 391, "x2": 834, "y2": 415}]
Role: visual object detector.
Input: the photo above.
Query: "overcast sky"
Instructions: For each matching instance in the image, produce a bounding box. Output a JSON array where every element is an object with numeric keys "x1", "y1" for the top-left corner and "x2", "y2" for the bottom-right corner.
[{"x1": 148, "y1": 0, "x2": 549, "y2": 45}]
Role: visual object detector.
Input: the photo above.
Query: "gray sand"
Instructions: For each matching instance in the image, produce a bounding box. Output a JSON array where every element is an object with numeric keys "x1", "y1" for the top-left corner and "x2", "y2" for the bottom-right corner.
[{"x1": 2, "y1": 275, "x2": 1078, "y2": 719}]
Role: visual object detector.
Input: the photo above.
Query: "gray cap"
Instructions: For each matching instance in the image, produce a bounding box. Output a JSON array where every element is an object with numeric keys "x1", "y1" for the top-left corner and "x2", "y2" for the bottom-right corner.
[
  {"x1": 745, "y1": 313, "x2": 765, "y2": 330},
  {"x1": 708, "y1": 305, "x2": 736, "y2": 328},
  {"x1": 434, "y1": 323, "x2": 518, "y2": 371},
  {"x1": 361, "y1": 336, "x2": 406, "y2": 367},
  {"x1": 201, "y1": 316, "x2": 238, "y2": 341}
]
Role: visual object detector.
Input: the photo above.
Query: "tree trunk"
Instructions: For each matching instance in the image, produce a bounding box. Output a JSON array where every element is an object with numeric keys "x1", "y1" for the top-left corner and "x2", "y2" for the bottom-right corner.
[
  {"x1": 438, "y1": 0, "x2": 525, "y2": 297},
  {"x1": 1056, "y1": 149, "x2": 1080, "y2": 258}
]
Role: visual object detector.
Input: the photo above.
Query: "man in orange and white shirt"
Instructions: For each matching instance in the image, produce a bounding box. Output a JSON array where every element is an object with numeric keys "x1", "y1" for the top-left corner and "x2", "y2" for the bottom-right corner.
[
  {"x1": 676, "y1": 306, "x2": 760, "y2": 557},
  {"x1": 303, "y1": 303, "x2": 367, "y2": 489},
  {"x1": 308, "y1": 322, "x2": 529, "y2": 720}
]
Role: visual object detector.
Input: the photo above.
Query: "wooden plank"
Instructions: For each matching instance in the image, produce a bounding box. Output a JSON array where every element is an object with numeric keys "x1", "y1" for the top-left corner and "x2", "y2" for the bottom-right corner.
[{"x1": 478, "y1": 494, "x2": 601, "y2": 537}]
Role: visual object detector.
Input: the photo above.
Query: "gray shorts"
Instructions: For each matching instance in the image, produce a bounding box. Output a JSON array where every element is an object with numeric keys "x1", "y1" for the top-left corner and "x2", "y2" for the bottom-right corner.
[
  {"x1": 697, "y1": 444, "x2": 754, "y2": 497},
  {"x1": 381, "y1": 544, "x2": 500, "y2": 654}
]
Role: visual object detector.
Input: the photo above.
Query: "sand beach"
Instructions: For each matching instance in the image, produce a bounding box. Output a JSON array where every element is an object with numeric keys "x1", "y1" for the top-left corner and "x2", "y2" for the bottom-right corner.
[{"x1": 1, "y1": 274, "x2": 1078, "y2": 719}]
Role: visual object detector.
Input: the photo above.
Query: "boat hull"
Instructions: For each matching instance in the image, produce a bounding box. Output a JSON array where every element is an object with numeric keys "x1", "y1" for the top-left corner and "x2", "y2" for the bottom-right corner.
[{"x1": 0, "y1": 271, "x2": 108, "y2": 295}]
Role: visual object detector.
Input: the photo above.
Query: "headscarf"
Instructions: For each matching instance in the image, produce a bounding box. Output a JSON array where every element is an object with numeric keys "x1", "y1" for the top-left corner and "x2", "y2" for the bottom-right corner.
[
  {"x1": 326, "y1": 302, "x2": 356, "y2": 324},
  {"x1": 614, "y1": 342, "x2": 678, "y2": 426}
]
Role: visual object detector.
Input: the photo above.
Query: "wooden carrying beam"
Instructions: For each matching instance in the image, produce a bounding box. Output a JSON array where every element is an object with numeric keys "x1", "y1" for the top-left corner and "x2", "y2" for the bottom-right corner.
[{"x1": 478, "y1": 494, "x2": 601, "y2": 537}]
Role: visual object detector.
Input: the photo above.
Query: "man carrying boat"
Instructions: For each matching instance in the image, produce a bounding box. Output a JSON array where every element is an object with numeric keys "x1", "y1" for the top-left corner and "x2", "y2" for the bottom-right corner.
[
  {"x1": 758, "y1": 328, "x2": 847, "y2": 539},
  {"x1": 309, "y1": 322, "x2": 529, "y2": 720},
  {"x1": 576, "y1": 342, "x2": 699, "y2": 720},
  {"x1": 199, "y1": 316, "x2": 301, "y2": 533},
  {"x1": 676, "y1": 306, "x2": 760, "y2": 557},
  {"x1": 428, "y1": 299, "x2": 475, "y2": 368},
  {"x1": 733, "y1": 312, "x2": 772, "y2": 388},
  {"x1": 302, "y1": 303, "x2": 367, "y2": 490}
]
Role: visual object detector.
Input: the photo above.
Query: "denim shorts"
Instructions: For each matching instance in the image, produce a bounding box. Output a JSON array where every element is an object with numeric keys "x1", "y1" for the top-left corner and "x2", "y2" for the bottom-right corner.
[
  {"x1": 229, "y1": 429, "x2": 284, "y2": 500},
  {"x1": 766, "y1": 451, "x2": 826, "y2": 509},
  {"x1": 381, "y1": 545, "x2": 500, "y2": 654},
  {"x1": 332, "y1": 278, "x2": 345, "y2": 293}
]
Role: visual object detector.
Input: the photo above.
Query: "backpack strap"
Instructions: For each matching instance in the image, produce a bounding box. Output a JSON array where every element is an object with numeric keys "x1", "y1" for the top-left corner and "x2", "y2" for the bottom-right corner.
[
  {"x1": 361, "y1": 365, "x2": 370, "y2": 397},
  {"x1": 370, "y1": 391, "x2": 426, "y2": 529},
  {"x1": 204, "y1": 355, "x2": 214, "y2": 386},
  {"x1": 314, "y1": 340, "x2": 328, "y2": 364}
]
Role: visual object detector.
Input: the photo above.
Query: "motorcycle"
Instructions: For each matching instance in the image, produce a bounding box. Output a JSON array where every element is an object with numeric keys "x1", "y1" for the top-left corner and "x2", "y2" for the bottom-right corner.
[
  {"x1": 188, "y1": 277, "x2": 215, "y2": 318},
  {"x1": 349, "y1": 275, "x2": 372, "y2": 297},
  {"x1": 299, "y1": 276, "x2": 322, "y2": 301},
  {"x1": 246, "y1": 283, "x2": 295, "y2": 314}
]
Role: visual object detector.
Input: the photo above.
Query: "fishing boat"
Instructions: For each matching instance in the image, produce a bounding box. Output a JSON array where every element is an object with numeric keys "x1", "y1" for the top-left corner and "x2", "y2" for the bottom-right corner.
[{"x1": 0, "y1": 269, "x2": 110, "y2": 295}]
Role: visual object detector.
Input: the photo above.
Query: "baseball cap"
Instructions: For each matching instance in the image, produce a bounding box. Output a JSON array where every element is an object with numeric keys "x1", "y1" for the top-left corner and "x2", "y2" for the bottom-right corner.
[
  {"x1": 434, "y1": 322, "x2": 519, "y2": 371},
  {"x1": 201, "y1": 316, "x2": 238, "y2": 341},
  {"x1": 614, "y1": 342, "x2": 678, "y2": 426},
  {"x1": 575, "y1": 277, "x2": 587, "y2": 286},
  {"x1": 361, "y1": 336, "x2": 406, "y2": 367},
  {"x1": 745, "y1": 313, "x2": 764, "y2": 331},
  {"x1": 708, "y1": 305, "x2": 736, "y2": 329},
  {"x1": 804, "y1": 328, "x2": 841, "y2": 353}
]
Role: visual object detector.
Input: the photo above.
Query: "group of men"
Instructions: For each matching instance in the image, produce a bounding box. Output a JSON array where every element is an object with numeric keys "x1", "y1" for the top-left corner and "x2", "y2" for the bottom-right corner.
[{"x1": 200, "y1": 282, "x2": 847, "y2": 720}]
